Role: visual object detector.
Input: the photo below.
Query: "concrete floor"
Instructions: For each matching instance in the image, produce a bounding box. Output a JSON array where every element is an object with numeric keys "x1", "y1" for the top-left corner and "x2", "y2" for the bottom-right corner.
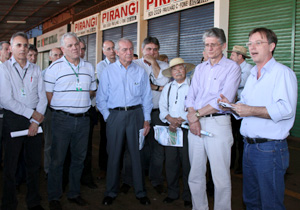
[{"x1": 1, "y1": 124, "x2": 300, "y2": 210}]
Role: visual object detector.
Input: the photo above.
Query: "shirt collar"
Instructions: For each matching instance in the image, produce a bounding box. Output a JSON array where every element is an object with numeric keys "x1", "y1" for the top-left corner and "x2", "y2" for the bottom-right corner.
[
  {"x1": 10, "y1": 56, "x2": 31, "y2": 69},
  {"x1": 250, "y1": 57, "x2": 275, "y2": 76},
  {"x1": 63, "y1": 56, "x2": 83, "y2": 67},
  {"x1": 204, "y1": 55, "x2": 226, "y2": 66}
]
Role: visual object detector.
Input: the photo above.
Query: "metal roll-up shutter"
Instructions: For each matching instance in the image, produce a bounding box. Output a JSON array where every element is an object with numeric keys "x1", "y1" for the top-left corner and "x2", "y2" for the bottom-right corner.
[
  {"x1": 179, "y1": 2, "x2": 214, "y2": 65},
  {"x1": 148, "y1": 13, "x2": 179, "y2": 60},
  {"x1": 292, "y1": 0, "x2": 300, "y2": 137},
  {"x1": 87, "y1": 33, "x2": 96, "y2": 67},
  {"x1": 123, "y1": 23, "x2": 137, "y2": 54},
  {"x1": 228, "y1": 0, "x2": 294, "y2": 67},
  {"x1": 103, "y1": 27, "x2": 122, "y2": 46}
]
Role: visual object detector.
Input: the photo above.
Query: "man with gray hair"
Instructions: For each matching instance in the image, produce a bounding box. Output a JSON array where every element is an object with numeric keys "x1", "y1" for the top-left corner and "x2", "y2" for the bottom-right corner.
[
  {"x1": 186, "y1": 27, "x2": 241, "y2": 210},
  {"x1": 96, "y1": 38, "x2": 152, "y2": 206},
  {"x1": 44, "y1": 32, "x2": 96, "y2": 210},
  {"x1": 0, "y1": 41, "x2": 11, "y2": 63},
  {"x1": 0, "y1": 32, "x2": 47, "y2": 210}
]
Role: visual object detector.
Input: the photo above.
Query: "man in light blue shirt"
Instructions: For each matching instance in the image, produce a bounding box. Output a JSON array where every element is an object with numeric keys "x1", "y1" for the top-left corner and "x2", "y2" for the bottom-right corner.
[
  {"x1": 96, "y1": 40, "x2": 116, "y2": 82},
  {"x1": 228, "y1": 45, "x2": 253, "y2": 174},
  {"x1": 220, "y1": 28, "x2": 297, "y2": 210},
  {"x1": 95, "y1": 40, "x2": 116, "y2": 180},
  {"x1": 96, "y1": 38, "x2": 153, "y2": 206}
]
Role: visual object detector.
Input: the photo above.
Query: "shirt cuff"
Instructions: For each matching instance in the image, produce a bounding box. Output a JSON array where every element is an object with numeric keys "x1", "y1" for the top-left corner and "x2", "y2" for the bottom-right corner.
[
  {"x1": 266, "y1": 103, "x2": 281, "y2": 123},
  {"x1": 24, "y1": 108, "x2": 34, "y2": 119},
  {"x1": 30, "y1": 119, "x2": 40, "y2": 125}
]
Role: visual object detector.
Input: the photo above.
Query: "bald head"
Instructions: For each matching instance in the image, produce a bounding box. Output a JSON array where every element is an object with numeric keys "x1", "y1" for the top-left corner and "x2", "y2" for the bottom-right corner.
[
  {"x1": 49, "y1": 47, "x2": 63, "y2": 62},
  {"x1": 103, "y1": 40, "x2": 116, "y2": 62}
]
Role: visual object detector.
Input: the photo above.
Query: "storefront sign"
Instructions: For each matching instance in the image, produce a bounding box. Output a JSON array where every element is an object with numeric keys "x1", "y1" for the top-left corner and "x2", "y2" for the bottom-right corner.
[
  {"x1": 74, "y1": 14, "x2": 99, "y2": 36},
  {"x1": 101, "y1": 0, "x2": 138, "y2": 30},
  {"x1": 144, "y1": 0, "x2": 213, "y2": 19},
  {"x1": 37, "y1": 25, "x2": 68, "y2": 52}
]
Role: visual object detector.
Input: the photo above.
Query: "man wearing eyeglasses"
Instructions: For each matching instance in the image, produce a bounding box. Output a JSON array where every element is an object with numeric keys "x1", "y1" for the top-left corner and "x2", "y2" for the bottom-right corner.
[
  {"x1": 95, "y1": 40, "x2": 116, "y2": 181},
  {"x1": 0, "y1": 32, "x2": 47, "y2": 210},
  {"x1": 220, "y1": 28, "x2": 297, "y2": 210},
  {"x1": 186, "y1": 27, "x2": 241, "y2": 210}
]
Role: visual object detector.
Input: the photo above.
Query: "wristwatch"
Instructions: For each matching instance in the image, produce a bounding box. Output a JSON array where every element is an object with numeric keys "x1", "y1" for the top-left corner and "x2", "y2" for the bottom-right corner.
[{"x1": 195, "y1": 110, "x2": 201, "y2": 119}]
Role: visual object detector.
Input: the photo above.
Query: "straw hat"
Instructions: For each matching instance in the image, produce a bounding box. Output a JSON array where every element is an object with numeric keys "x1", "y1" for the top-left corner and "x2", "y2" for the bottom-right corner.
[
  {"x1": 227, "y1": 45, "x2": 250, "y2": 58},
  {"x1": 162, "y1": 58, "x2": 195, "y2": 78}
]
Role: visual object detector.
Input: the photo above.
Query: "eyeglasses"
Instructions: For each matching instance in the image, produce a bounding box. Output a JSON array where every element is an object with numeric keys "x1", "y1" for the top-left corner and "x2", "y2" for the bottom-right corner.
[
  {"x1": 13, "y1": 43, "x2": 28, "y2": 48},
  {"x1": 204, "y1": 43, "x2": 221, "y2": 48},
  {"x1": 246, "y1": 41, "x2": 268, "y2": 47}
]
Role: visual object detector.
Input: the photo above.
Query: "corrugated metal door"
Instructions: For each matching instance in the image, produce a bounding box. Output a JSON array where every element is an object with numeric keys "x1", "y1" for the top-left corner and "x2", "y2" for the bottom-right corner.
[
  {"x1": 148, "y1": 13, "x2": 179, "y2": 60},
  {"x1": 179, "y1": 3, "x2": 214, "y2": 65},
  {"x1": 228, "y1": 0, "x2": 300, "y2": 137},
  {"x1": 87, "y1": 33, "x2": 96, "y2": 67},
  {"x1": 102, "y1": 23, "x2": 137, "y2": 56},
  {"x1": 148, "y1": 2, "x2": 214, "y2": 64},
  {"x1": 293, "y1": 0, "x2": 300, "y2": 136}
]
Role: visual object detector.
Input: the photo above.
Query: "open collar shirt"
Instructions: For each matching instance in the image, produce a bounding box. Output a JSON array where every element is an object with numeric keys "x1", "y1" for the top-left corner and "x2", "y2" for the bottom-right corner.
[
  {"x1": 44, "y1": 56, "x2": 96, "y2": 114},
  {"x1": 239, "y1": 57, "x2": 297, "y2": 139},
  {"x1": 159, "y1": 78, "x2": 190, "y2": 124},
  {"x1": 133, "y1": 58, "x2": 169, "y2": 109},
  {"x1": 186, "y1": 55, "x2": 241, "y2": 112},
  {"x1": 96, "y1": 60, "x2": 153, "y2": 121},
  {"x1": 0, "y1": 56, "x2": 47, "y2": 121}
]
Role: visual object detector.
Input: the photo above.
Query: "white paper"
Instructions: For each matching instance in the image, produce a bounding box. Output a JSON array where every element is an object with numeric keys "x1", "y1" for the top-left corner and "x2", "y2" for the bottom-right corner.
[
  {"x1": 139, "y1": 129, "x2": 145, "y2": 150},
  {"x1": 11, "y1": 126, "x2": 43, "y2": 138},
  {"x1": 219, "y1": 102, "x2": 234, "y2": 108}
]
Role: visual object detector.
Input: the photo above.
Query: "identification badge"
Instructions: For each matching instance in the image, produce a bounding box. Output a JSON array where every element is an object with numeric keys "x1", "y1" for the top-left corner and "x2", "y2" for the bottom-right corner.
[
  {"x1": 21, "y1": 87, "x2": 26, "y2": 97},
  {"x1": 76, "y1": 81, "x2": 82, "y2": 91}
]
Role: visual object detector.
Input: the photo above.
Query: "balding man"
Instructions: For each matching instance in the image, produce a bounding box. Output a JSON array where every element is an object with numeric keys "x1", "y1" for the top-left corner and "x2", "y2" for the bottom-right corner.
[{"x1": 95, "y1": 40, "x2": 116, "y2": 180}]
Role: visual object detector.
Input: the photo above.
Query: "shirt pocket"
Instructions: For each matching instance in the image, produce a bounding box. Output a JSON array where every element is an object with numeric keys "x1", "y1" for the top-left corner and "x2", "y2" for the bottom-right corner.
[
  {"x1": 130, "y1": 80, "x2": 142, "y2": 97},
  {"x1": 209, "y1": 78, "x2": 221, "y2": 94}
]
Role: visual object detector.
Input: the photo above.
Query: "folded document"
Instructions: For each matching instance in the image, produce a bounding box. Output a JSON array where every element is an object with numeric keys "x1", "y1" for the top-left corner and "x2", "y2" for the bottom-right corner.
[{"x1": 154, "y1": 125, "x2": 183, "y2": 147}]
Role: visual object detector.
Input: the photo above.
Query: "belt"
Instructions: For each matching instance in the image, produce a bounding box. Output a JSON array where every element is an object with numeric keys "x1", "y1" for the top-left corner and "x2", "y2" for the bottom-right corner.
[
  {"x1": 202, "y1": 113, "x2": 227, "y2": 117},
  {"x1": 245, "y1": 137, "x2": 275, "y2": 144},
  {"x1": 112, "y1": 104, "x2": 141, "y2": 111},
  {"x1": 52, "y1": 109, "x2": 89, "y2": 117},
  {"x1": 152, "y1": 108, "x2": 159, "y2": 112}
]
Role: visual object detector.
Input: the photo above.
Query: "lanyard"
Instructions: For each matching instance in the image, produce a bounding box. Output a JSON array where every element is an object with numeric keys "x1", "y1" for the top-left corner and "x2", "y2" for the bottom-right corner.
[
  {"x1": 65, "y1": 56, "x2": 80, "y2": 82},
  {"x1": 14, "y1": 65, "x2": 28, "y2": 83}
]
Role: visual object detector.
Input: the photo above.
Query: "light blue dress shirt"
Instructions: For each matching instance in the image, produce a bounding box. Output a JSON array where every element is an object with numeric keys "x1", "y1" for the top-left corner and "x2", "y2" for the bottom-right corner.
[
  {"x1": 237, "y1": 60, "x2": 252, "y2": 100},
  {"x1": 96, "y1": 60, "x2": 153, "y2": 121},
  {"x1": 239, "y1": 57, "x2": 297, "y2": 139},
  {"x1": 96, "y1": 57, "x2": 112, "y2": 82}
]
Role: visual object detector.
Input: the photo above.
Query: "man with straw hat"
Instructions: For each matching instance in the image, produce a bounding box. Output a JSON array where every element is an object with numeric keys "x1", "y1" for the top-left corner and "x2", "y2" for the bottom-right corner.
[
  {"x1": 159, "y1": 58, "x2": 194, "y2": 208},
  {"x1": 227, "y1": 45, "x2": 253, "y2": 174}
]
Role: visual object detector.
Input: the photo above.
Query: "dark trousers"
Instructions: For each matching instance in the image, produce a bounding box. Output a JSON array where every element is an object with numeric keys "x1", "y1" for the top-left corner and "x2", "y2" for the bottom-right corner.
[
  {"x1": 147, "y1": 110, "x2": 166, "y2": 186},
  {"x1": 231, "y1": 116, "x2": 243, "y2": 170},
  {"x1": 81, "y1": 107, "x2": 97, "y2": 184},
  {"x1": 105, "y1": 107, "x2": 146, "y2": 198},
  {"x1": 165, "y1": 128, "x2": 191, "y2": 201},
  {"x1": 98, "y1": 112, "x2": 108, "y2": 172},
  {"x1": 1, "y1": 110, "x2": 42, "y2": 210},
  {"x1": 122, "y1": 109, "x2": 166, "y2": 187}
]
